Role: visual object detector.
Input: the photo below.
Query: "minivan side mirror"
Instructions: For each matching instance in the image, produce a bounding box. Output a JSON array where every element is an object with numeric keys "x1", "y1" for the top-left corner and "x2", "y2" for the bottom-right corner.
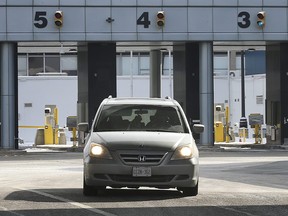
[
  {"x1": 192, "y1": 124, "x2": 204, "y2": 134},
  {"x1": 78, "y1": 122, "x2": 89, "y2": 133}
]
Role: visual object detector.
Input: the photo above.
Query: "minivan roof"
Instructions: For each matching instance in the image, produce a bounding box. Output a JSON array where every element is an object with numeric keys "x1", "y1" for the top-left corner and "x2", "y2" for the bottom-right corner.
[{"x1": 103, "y1": 97, "x2": 179, "y2": 106}]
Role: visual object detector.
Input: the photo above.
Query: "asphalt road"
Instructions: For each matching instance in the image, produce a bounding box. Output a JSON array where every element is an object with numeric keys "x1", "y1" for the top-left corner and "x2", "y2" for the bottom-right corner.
[{"x1": 0, "y1": 149, "x2": 287, "y2": 216}]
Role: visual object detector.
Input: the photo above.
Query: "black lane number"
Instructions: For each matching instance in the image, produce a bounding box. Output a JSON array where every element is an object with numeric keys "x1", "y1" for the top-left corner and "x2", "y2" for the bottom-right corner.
[
  {"x1": 238, "y1": 11, "x2": 250, "y2": 28},
  {"x1": 34, "y1": 11, "x2": 48, "y2": 29},
  {"x1": 137, "y1": 12, "x2": 151, "y2": 28}
]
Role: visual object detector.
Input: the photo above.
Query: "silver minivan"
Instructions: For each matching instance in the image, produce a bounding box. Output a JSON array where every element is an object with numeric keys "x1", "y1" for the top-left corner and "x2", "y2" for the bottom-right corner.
[{"x1": 79, "y1": 97, "x2": 204, "y2": 196}]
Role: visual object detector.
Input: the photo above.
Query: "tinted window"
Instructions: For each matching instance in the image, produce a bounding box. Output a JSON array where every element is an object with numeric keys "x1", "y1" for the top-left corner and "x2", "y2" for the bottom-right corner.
[{"x1": 94, "y1": 105, "x2": 188, "y2": 133}]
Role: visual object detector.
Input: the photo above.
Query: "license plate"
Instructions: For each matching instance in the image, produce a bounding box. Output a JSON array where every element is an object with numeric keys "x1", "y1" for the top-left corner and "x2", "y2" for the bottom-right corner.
[{"x1": 132, "y1": 167, "x2": 151, "y2": 177}]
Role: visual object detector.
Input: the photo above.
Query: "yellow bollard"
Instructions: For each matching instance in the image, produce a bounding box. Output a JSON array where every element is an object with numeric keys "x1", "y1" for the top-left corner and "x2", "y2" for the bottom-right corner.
[
  {"x1": 225, "y1": 106, "x2": 230, "y2": 143},
  {"x1": 44, "y1": 125, "x2": 54, "y2": 144}
]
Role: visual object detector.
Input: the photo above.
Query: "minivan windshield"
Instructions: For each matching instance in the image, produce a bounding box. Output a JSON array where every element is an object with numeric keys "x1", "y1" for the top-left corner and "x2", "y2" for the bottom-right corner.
[{"x1": 94, "y1": 105, "x2": 188, "y2": 133}]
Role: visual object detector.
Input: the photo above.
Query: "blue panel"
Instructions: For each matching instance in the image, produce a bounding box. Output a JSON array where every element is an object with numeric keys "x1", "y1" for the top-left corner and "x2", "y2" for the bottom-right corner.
[
  {"x1": 213, "y1": 33, "x2": 238, "y2": 41},
  {"x1": 188, "y1": 0, "x2": 212, "y2": 6},
  {"x1": 60, "y1": 33, "x2": 86, "y2": 41},
  {"x1": 112, "y1": 0, "x2": 137, "y2": 6},
  {"x1": 0, "y1": 7, "x2": 6, "y2": 32},
  {"x1": 34, "y1": 0, "x2": 58, "y2": 6},
  {"x1": 0, "y1": 0, "x2": 6, "y2": 5},
  {"x1": 60, "y1": 7, "x2": 85, "y2": 33},
  {"x1": 86, "y1": 8, "x2": 111, "y2": 33},
  {"x1": 213, "y1": 8, "x2": 237, "y2": 33},
  {"x1": 33, "y1": 33, "x2": 59, "y2": 41},
  {"x1": 264, "y1": 33, "x2": 288, "y2": 41},
  {"x1": 137, "y1": 33, "x2": 162, "y2": 41},
  {"x1": 86, "y1": 33, "x2": 112, "y2": 41},
  {"x1": 163, "y1": 7, "x2": 187, "y2": 33},
  {"x1": 164, "y1": 0, "x2": 187, "y2": 6},
  {"x1": 264, "y1": 8, "x2": 287, "y2": 33},
  {"x1": 112, "y1": 8, "x2": 136, "y2": 33},
  {"x1": 188, "y1": 33, "x2": 213, "y2": 40},
  {"x1": 60, "y1": 0, "x2": 85, "y2": 6},
  {"x1": 112, "y1": 33, "x2": 137, "y2": 41},
  {"x1": 7, "y1": 33, "x2": 33, "y2": 41},
  {"x1": 6, "y1": 0, "x2": 33, "y2": 5},
  {"x1": 263, "y1": 0, "x2": 287, "y2": 6},
  {"x1": 86, "y1": 0, "x2": 109, "y2": 6},
  {"x1": 239, "y1": 33, "x2": 264, "y2": 41},
  {"x1": 238, "y1": 0, "x2": 262, "y2": 6},
  {"x1": 213, "y1": 0, "x2": 237, "y2": 6},
  {"x1": 188, "y1": 8, "x2": 212, "y2": 33},
  {"x1": 137, "y1": 0, "x2": 162, "y2": 6},
  {"x1": 245, "y1": 51, "x2": 266, "y2": 75},
  {"x1": 7, "y1": 7, "x2": 33, "y2": 32},
  {"x1": 163, "y1": 33, "x2": 188, "y2": 41},
  {"x1": 0, "y1": 33, "x2": 6, "y2": 40}
]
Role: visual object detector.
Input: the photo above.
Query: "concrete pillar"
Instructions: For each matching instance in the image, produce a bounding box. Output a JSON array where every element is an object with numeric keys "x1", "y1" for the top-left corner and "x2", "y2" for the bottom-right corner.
[
  {"x1": 173, "y1": 43, "x2": 200, "y2": 140},
  {"x1": 150, "y1": 50, "x2": 161, "y2": 98},
  {"x1": 199, "y1": 42, "x2": 214, "y2": 145},
  {"x1": 0, "y1": 43, "x2": 18, "y2": 149},
  {"x1": 266, "y1": 43, "x2": 288, "y2": 144},
  {"x1": 77, "y1": 42, "x2": 116, "y2": 126}
]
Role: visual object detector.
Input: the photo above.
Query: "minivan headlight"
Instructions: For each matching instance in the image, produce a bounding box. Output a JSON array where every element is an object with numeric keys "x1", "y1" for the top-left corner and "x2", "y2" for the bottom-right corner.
[
  {"x1": 171, "y1": 145, "x2": 194, "y2": 160},
  {"x1": 89, "y1": 143, "x2": 112, "y2": 159}
]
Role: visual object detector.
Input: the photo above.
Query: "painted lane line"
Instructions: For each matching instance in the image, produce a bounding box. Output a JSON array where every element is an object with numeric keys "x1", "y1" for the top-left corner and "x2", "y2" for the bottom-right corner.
[
  {"x1": 14, "y1": 187, "x2": 117, "y2": 216},
  {"x1": 0, "y1": 206, "x2": 25, "y2": 216}
]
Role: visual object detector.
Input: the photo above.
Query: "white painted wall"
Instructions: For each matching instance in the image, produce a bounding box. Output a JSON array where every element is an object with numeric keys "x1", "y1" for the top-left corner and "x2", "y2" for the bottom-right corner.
[
  {"x1": 18, "y1": 74, "x2": 265, "y2": 143},
  {"x1": 214, "y1": 74, "x2": 266, "y2": 136},
  {"x1": 18, "y1": 76, "x2": 78, "y2": 143}
]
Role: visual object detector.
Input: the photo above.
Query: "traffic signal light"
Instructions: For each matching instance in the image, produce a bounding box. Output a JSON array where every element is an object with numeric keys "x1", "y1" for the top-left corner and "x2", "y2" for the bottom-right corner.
[
  {"x1": 54, "y1": 10, "x2": 63, "y2": 27},
  {"x1": 157, "y1": 11, "x2": 165, "y2": 27},
  {"x1": 257, "y1": 11, "x2": 265, "y2": 28}
]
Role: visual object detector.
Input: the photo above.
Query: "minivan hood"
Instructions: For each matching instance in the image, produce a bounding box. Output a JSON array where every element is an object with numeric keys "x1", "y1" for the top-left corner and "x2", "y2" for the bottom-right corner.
[{"x1": 90, "y1": 132, "x2": 193, "y2": 151}]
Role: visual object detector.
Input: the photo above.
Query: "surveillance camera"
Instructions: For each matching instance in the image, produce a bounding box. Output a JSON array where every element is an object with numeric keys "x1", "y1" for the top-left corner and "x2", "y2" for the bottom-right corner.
[
  {"x1": 45, "y1": 108, "x2": 51, "y2": 114},
  {"x1": 215, "y1": 105, "x2": 222, "y2": 112}
]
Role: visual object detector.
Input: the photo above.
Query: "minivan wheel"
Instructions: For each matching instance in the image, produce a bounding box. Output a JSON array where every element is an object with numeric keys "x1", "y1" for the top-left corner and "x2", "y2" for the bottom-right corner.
[{"x1": 178, "y1": 182, "x2": 198, "y2": 196}]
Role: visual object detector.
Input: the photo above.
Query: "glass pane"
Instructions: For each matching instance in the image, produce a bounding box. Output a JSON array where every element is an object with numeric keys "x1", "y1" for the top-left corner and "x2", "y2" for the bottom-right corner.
[
  {"x1": 139, "y1": 56, "x2": 149, "y2": 75},
  {"x1": 61, "y1": 55, "x2": 77, "y2": 76},
  {"x1": 45, "y1": 56, "x2": 60, "y2": 72},
  {"x1": 61, "y1": 55, "x2": 77, "y2": 70},
  {"x1": 29, "y1": 56, "x2": 43, "y2": 76}
]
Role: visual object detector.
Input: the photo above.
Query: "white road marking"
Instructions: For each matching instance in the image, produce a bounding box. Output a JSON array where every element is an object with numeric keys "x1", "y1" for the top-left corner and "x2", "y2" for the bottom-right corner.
[
  {"x1": 14, "y1": 187, "x2": 117, "y2": 216},
  {"x1": 216, "y1": 205, "x2": 258, "y2": 216},
  {"x1": 0, "y1": 206, "x2": 25, "y2": 216}
]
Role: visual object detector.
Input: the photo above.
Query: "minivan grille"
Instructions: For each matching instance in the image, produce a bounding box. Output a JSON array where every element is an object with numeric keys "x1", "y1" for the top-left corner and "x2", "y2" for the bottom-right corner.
[{"x1": 120, "y1": 152, "x2": 167, "y2": 165}]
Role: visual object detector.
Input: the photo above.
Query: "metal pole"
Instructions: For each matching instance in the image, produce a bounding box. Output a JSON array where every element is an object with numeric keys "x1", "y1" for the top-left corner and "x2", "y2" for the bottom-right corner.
[
  {"x1": 168, "y1": 50, "x2": 172, "y2": 98},
  {"x1": 241, "y1": 50, "x2": 245, "y2": 117},
  {"x1": 130, "y1": 51, "x2": 134, "y2": 97},
  {"x1": 240, "y1": 50, "x2": 248, "y2": 129},
  {"x1": 150, "y1": 50, "x2": 161, "y2": 98}
]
